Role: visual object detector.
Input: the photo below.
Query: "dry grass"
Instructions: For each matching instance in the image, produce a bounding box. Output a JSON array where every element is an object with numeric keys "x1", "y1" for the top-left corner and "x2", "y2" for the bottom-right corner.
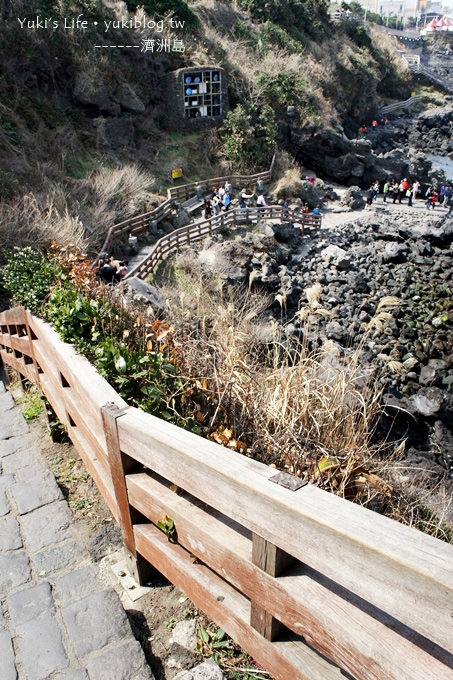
[
  {"x1": 70, "y1": 164, "x2": 159, "y2": 241},
  {"x1": 369, "y1": 26, "x2": 408, "y2": 78},
  {"x1": 162, "y1": 264, "x2": 394, "y2": 507},
  {"x1": 0, "y1": 190, "x2": 87, "y2": 253},
  {"x1": 191, "y1": 0, "x2": 338, "y2": 123},
  {"x1": 0, "y1": 164, "x2": 158, "y2": 256},
  {"x1": 272, "y1": 167, "x2": 303, "y2": 199},
  {"x1": 160, "y1": 263, "x2": 451, "y2": 539}
]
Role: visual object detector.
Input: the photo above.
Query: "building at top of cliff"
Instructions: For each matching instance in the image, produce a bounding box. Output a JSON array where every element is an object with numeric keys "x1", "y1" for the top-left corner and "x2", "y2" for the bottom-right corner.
[{"x1": 345, "y1": 0, "x2": 421, "y2": 17}]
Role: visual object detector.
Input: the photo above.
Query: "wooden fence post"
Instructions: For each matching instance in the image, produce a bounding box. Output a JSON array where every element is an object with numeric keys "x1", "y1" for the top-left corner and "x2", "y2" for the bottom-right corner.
[
  {"x1": 23, "y1": 314, "x2": 50, "y2": 428},
  {"x1": 250, "y1": 534, "x2": 295, "y2": 641},
  {"x1": 0, "y1": 353, "x2": 10, "y2": 386},
  {"x1": 101, "y1": 402, "x2": 154, "y2": 586}
]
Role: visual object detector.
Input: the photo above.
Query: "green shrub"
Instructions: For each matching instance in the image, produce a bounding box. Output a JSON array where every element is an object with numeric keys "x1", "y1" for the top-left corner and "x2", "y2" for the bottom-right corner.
[
  {"x1": 0, "y1": 171, "x2": 21, "y2": 200},
  {"x1": 1, "y1": 247, "x2": 64, "y2": 314},
  {"x1": 124, "y1": 0, "x2": 200, "y2": 31},
  {"x1": 343, "y1": 23, "x2": 372, "y2": 50},
  {"x1": 238, "y1": 0, "x2": 331, "y2": 41},
  {"x1": 46, "y1": 284, "x2": 100, "y2": 348},
  {"x1": 258, "y1": 21, "x2": 302, "y2": 53},
  {"x1": 220, "y1": 103, "x2": 276, "y2": 172},
  {"x1": 233, "y1": 20, "x2": 259, "y2": 48},
  {"x1": 257, "y1": 71, "x2": 305, "y2": 107},
  {"x1": 2, "y1": 245, "x2": 210, "y2": 431}
]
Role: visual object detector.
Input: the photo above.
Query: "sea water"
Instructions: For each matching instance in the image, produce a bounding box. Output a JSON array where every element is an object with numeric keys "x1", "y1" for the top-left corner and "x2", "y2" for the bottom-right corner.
[{"x1": 427, "y1": 154, "x2": 453, "y2": 181}]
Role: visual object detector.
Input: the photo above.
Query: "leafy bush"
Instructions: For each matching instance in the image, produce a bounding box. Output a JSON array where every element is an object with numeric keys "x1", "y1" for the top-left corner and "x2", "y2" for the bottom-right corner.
[
  {"x1": 2, "y1": 245, "x2": 211, "y2": 432},
  {"x1": 257, "y1": 71, "x2": 306, "y2": 107},
  {"x1": 219, "y1": 103, "x2": 276, "y2": 172},
  {"x1": 257, "y1": 21, "x2": 302, "y2": 53},
  {"x1": 232, "y1": 19, "x2": 259, "y2": 48},
  {"x1": 124, "y1": 0, "x2": 200, "y2": 31},
  {"x1": 0, "y1": 171, "x2": 21, "y2": 200},
  {"x1": 46, "y1": 284, "x2": 101, "y2": 349},
  {"x1": 1, "y1": 247, "x2": 64, "y2": 314},
  {"x1": 238, "y1": 0, "x2": 331, "y2": 41},
  {"x1": 342, "y1": 22, "x2": 372, "y2": 50}
]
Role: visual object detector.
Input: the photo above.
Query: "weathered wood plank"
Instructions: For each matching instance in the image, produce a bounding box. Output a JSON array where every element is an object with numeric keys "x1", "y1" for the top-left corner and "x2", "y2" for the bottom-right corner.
[
  {"x1": 134, "y1": 522, "x2": 348, "y2": 680},
  {"x1": 250, "y1": 534, "x2": 294, "y2": 641},
  {"x1": 0, "y1": 350, "x2": 38, "y2": 384},
  {"x1": 127, "y1": 471, "x2": 452, "y2": 680},
  {"x1": 0, "y1": 308, "x2": 28, "y2": 325},
  {"x1": 36, "y1": 372, "x2": 118, "y2": 518},
  {"x1": 31, "y1": 347, "x2": 110, "y2": 474},
  {"x1": 101, "y1": 404, "x2": 134, "y2": 552},
  {"x1": 29, "y1": 315, "x2": 127, "y2": 409},
  {"x1": 5, "y1": 335, "x2": 32, "y2": 355},
  {"x1": 118, "y1": 409, "x2": 453, "y2": 653}
]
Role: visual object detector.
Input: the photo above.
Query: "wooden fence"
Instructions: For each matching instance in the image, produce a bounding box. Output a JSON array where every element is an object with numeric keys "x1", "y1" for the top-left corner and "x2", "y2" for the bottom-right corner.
[
  {"x1": 401, "y1": 53, "x2": 421, "y2": 70},
  {"x1": 381, "y1": 93, "x2": 423, "y2": 114},
  {"x1": 94, "y1": 154, "x2": 277, "y2": 266},
  {"x1": 0, "y1": 307, "x2": 452, "y2": 680},
  {"x1": 124, "y1": 206, "x2": 321, "y2": 281}
]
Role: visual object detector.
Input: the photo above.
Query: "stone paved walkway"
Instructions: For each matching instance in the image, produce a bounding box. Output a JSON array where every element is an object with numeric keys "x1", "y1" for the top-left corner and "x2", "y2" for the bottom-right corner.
[{"x1": 0, "y1": 380, "x2": 154, "y2": 680}]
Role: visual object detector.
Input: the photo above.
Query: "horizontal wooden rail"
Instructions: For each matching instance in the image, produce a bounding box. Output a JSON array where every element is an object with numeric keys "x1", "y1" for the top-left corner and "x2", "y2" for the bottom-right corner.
[
  {"x1": 124, "y1": 207, "x2": 321, "y2": 281},
  {"x1": 93, "y1": 153, "x2": 277, "y2": 266},
  {"x1": 0, "y1": 306, "x2": 452, "y2": 680},
  {"x1": 381, "y1": 94, "x2": 423, "y2": 114}
]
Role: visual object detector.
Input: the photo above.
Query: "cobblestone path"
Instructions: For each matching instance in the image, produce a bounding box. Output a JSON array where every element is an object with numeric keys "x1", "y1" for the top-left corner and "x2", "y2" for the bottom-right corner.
[{"x1": 0, "y1": 380, "x2": 154, "y2": 680}]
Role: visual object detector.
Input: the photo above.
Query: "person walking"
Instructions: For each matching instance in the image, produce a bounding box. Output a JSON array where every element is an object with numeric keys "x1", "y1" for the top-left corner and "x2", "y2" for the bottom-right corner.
[
  {"x1": 383, "y1": 180, "x2": 390, "y2": 203},
  {"x1": 257, "y1": 193, "x2": 268, "y2": 207},
  {"x1": 223, "y1": 191, "x2": 231, "y2": 211},
  {"x1": 391, "y1": 180, "x2": 399, "y2": 204},
  {"x1": 212, "y1": 192, "x2": 221, "y2": 215},
  {"x1": 409, "y1": 179, "x2": 420, "y2": 207},
  {"x1": 398, "y1": 178, "x2": 408, "y2": 204},
  {"x1": 372, "y1": 181, "x2": 379, "y2": 202},
  {"x1": 447, "y1": 188, "x2": 453, "y2": 214},
  {"x1": 204, "y1": 199, "x2": 212, "y2": 219},
  {"x1": 239, "y1": 187, "x2": 253, "y2": 208}
]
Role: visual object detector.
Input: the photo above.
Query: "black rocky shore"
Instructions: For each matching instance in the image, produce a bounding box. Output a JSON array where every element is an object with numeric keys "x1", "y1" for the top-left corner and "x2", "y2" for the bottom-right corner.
[
  {"x1": 278, "y1": 101, "x2": 453, "y2": 187},
  {"x1": 173, "y1": 204, "x2": 452, "y2": 514}
]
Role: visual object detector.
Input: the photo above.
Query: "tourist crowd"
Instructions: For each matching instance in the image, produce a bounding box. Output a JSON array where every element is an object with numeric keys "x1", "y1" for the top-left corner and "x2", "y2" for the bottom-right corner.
[
  {"x1": 96, "y1": 253, "x2": 128, "y2": 284},
  {"x1": 366, "y1": 178, "x2": 452, "y2": 209}
]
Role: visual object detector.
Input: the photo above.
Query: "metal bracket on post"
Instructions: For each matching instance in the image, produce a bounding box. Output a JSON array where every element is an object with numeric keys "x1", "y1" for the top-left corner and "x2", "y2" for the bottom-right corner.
[
  {"x1": 101, "y1": 402, "x2": 154, "y2": 586},
  {"x1": 269, "y1": 471, "x2": 308, "y2": 492}
]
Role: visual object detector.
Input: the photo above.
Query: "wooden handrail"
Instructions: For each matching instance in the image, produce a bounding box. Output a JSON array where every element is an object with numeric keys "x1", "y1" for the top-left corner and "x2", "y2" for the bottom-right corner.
[
  {"x1": 0, "y1": 306, "x2": 451, "y2": 680},
  {"x1": 381, "y1": 94, "x2": 423, "y2": 114},
  {"x1": 92, "y1": 152, "x2": 277, "y2": 267},
  {"x1": 124, "y1": 206, "x2": 321, "y2": 281}
]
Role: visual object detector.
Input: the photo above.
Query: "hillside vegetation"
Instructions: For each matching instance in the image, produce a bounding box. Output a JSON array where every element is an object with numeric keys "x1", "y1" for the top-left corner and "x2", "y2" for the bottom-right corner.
[{"x1": 0, "y1": 0, "x2": 409, "y2": 254}]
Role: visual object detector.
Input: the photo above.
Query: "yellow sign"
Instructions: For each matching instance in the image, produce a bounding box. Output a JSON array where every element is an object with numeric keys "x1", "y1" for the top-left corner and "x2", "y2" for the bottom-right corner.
[{"x1": 172, "y1": 168, "x2": 183, "y2": 179}]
